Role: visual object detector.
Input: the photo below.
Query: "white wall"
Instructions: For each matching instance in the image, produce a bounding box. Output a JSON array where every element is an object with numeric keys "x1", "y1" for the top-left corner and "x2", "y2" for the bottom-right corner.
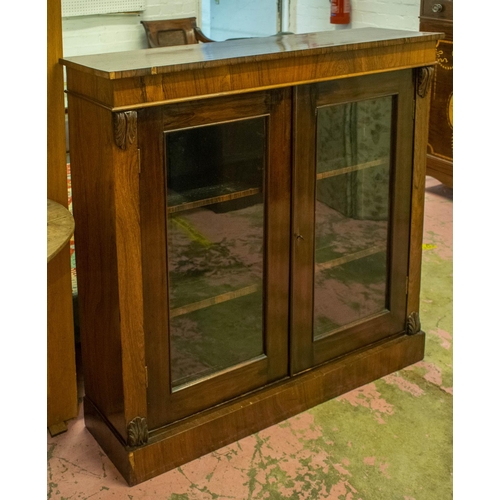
[
  {"x1": 351, "y1": 0, "x2": 420, "y2": 30},
  {"x1": 62, "y1": 0, "x2": 199, "y2": 57},
  {"x1": 206, "y1": 0, "x2": 278, "y2": 41},
  {"x1": 291, "y1": 0, "x2": 420, "y2": 34},
  {"x1": 62, "y1": 0, "x2": 420, "y2": 58}
]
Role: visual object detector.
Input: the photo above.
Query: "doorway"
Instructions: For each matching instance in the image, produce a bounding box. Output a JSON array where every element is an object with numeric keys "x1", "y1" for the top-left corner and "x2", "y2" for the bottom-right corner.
[{"x1": 200, "y1": 0, "x2": 288, "y2": 40}]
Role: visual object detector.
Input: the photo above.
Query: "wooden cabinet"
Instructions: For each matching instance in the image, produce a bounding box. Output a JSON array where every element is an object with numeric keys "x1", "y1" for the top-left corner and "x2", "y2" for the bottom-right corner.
[
  {"x1": 62, "y1": 28, "x2": 441, "y2": 485},
  {"x1": 420, "y1": 0, "x2": 453, "y2": 186}
]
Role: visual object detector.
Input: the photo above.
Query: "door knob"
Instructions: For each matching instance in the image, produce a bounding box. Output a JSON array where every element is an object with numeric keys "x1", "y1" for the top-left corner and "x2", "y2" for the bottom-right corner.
[{"x1": 432, "y1": 3, "x2": 443, "y2": 13}]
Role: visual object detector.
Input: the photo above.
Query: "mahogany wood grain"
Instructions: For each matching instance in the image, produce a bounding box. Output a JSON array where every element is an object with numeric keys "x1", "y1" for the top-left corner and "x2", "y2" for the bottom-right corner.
[
  {"x1": 420, "y1": 3, "x2": 453, "y2": 187},
  {"x1": 85, "y1": 331, "x2": 425, "y2": 485},
  {"x1": 407, "y1": 67, "x2": 433, "y2": 315},
  {"x1": 67, "y1": 96, "x2": 127, "y2": 439},
  {"x1": 136, "y1": 105, "x2": 169, "y2": 431},
  {"x1": 112, "y1": 115, "x2": 148, "y2": 427},
  {"x1": 62, "y1": 29, "x2": 440, "y2": 80},
  {"x1": 290, "y1": 83, "x2": 316, "y2": 374},
  {"x1": 62, "y1": 30, "x2": 440, "y2": 111}
]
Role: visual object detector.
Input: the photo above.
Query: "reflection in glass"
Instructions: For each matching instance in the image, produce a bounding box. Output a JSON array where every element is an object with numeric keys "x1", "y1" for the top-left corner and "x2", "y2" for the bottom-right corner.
[
  {"x1": 165, "y1": 118, "x2": 266, "y2": 387},
  {"x1": 314, "y1": 97, "x2": 393, "y2": 338}
]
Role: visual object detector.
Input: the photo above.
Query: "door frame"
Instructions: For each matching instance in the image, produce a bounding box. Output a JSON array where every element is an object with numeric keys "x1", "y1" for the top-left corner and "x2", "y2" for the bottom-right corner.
[
  {"x1": 139, "y1": 88, "x2": 292, "y2": 429},
  {"x1": 290, "y1": 70, "x2": 415, "y2": 374}
]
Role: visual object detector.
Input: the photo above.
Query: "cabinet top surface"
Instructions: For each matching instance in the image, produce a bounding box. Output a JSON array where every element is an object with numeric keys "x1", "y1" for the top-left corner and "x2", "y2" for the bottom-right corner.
[{"x1": 61, "y1": 28, "x2": 442, "y2": 80}]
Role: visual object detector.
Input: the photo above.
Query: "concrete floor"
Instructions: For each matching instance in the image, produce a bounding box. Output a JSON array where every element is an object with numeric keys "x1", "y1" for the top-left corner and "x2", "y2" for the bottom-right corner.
[{"x1": 47, "y1": 176, "x2": 453, "y2": 499}]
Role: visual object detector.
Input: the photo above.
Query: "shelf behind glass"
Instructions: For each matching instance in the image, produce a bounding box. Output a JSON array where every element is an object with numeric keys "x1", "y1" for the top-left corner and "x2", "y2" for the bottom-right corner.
[
  {"x1": 314, "y1": 94, "x2": 393, "y2": 339},
  {"x1": 167, "y1": 184, "x2": 262, "y2": 214},
  {"x1": 167, "y1": 200, "x2": 265, "y2": 388}
]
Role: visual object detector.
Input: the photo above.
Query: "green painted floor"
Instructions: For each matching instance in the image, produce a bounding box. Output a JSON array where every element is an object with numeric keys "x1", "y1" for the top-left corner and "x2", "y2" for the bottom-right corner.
[{"x1": 47, "y1": 176, "x2": 452, "y2": 499}]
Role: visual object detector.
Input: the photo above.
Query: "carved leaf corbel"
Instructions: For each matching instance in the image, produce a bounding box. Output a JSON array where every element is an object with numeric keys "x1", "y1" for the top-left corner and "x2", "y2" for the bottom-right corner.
[
  {"x1": 127, "y1": 416, "x2": 148, "y2": 447},
  {"x1": 406, "y1": 312, "x2": 422, "y2": 335},
  {"x1": 113, "y1": 111, "x2": 137, "y2": 150},
  {"x1": 417, "y1": 66, "x2": 434, "y2": 98}
]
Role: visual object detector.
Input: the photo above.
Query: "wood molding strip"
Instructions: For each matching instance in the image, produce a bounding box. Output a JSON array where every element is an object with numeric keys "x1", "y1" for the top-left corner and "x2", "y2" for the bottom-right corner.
[
  {"x1": 167, "y1": 187, "x2": 262, "y2": 214},
  {"x1": 170, "y1": 284, "x2": 260, "y2": 318},
  {"x1": 316, "y1": 158, "x2": 388, "y2": 180}
]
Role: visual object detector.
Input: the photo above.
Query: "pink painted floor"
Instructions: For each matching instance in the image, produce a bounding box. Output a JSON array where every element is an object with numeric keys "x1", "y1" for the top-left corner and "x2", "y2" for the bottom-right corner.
[{"x1": 47, "y1": 176, "x2": 453, "y2": 499}]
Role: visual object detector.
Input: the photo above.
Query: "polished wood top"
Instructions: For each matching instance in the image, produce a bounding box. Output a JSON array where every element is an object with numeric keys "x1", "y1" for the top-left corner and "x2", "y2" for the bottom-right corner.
[
  {"x1": 47, "y1": 199, "x2": 75, "y2": 263},
  {"x1": 61, "y1": 28, "x2": 442, "y2": 80}
]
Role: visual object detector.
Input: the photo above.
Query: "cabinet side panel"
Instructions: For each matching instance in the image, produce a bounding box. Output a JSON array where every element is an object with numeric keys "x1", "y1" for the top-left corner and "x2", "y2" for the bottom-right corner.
[{"x1": 67, "y1": 95, "x2": 126, "y2": 438}]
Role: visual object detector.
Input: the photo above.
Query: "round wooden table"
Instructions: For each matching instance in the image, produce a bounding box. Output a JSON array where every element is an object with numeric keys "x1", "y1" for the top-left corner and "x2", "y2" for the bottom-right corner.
[{"x1": 47, "y1": 199, "x2": 75, "y2": 262}]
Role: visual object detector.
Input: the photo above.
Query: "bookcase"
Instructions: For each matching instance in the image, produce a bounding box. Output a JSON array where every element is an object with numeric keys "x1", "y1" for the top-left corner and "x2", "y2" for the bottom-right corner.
[{"x1": 62, "y1": 28, "x2": 440, "y2": 485}]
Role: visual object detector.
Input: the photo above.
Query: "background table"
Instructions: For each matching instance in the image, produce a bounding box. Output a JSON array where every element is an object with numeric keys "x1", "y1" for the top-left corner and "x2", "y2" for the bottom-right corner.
[
  {"x1": 47, "y1": 198, "x2": 78, "y2": 436},
  {"x1": 47, "y1": 199, "x2": 75, "y2": 262}
]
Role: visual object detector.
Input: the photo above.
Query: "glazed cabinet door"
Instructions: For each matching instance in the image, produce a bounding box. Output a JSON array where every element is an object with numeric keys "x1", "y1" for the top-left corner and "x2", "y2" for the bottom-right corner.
[
  {"x1": 291, "y1": 71, "x2": 415, "y2": 373},
  {"x1": 139, "y1": 89, "x2": 291, "y2": 429}
]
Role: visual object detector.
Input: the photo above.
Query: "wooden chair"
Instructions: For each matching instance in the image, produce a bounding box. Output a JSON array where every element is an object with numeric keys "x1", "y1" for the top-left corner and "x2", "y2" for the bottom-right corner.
[{"x1": 141, "y1": 18, "x2": 214, "y2": 48}]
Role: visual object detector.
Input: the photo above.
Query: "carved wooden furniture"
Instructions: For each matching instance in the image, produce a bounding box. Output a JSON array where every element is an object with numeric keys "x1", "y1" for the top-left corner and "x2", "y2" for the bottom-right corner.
[
  {"x1": 47, "y1": 0, "x2": 77, "y2": 437},
  {"x1": 420, "y1": 0, "x2": 453, "y2": 186},
  {"x1": 62, "y1": 28, "x2": 441, "y2": 485},
  {"x1": 141, "y1": 17, "x2": 214, "y2": 48}
]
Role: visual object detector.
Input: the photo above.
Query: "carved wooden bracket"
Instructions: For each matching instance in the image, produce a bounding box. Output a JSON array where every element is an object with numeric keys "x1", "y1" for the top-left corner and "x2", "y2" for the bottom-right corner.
[
  {"x1": 416, "y1": 66, "x2": 434, "y2": 98},
  {"x1": 113, "y1": 111, "x2": 137, "y2": 150},
  {"x1": 406, "y1": 312, "x2": 422, "y2": 335},
  {"x1": 127, "y1": 416, "x2": 148, "y2": 447}
]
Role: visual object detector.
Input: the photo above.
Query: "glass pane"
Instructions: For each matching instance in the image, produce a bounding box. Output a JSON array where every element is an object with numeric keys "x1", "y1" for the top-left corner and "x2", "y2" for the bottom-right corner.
[
  {"x1": 314, "y1": 96, "x2": 393, "y2": 339},
  {"x1": 165, "y1": 118, "x2": 266, "y2": 388}
]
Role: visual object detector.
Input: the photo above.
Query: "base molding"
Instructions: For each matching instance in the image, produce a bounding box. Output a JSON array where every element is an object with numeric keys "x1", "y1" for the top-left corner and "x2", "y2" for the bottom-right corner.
[
  {"x1": 426, "y1": 154, "x2": 452, "y2": 188},
  {"x1": 84, "y1": 331, "x2": 425, "y2": 486}
]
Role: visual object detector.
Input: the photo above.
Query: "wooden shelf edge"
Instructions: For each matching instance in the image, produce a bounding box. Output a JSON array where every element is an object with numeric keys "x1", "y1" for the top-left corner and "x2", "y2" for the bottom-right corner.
[
  {"x1": 317, "y1": 158, "x2": 388, "y2": 180},
  {"x1": 315, "y1": 244, "x2": 386, "y2": 272},
  {"x1": 170, "y1": 284, "x2": 260, "y2": 318},
  {"x1": 84, "y1": 330, "x2": 425, "y2": 486},
  {"x1": 168, "y1": 186, "x2": 261, "y2": 214}
]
